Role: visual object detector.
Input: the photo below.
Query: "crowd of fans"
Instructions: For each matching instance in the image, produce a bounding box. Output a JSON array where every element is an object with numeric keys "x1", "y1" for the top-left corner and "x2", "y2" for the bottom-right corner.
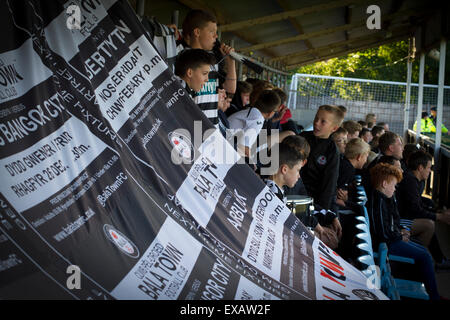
[{"x1": 161, "y1": 8, "x2": 450, "y2": 300}]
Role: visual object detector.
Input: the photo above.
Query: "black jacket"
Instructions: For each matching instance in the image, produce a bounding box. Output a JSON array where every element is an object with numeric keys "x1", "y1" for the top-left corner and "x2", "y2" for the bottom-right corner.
[
  {"x1": 367, "y1": 188, "x2": 403, "y2": 247},
  {"x1": 299, "y1": 131, "x2": 340, "y2": 212},
  {"x1": 396, "y1": 169, "x2": 436, "y2": 221},
  {"x1": 337, "y1": 155, "x2": 355, "y2": 189},
  {"x1": 336, "y1": 155, "x2": 358, "y2": 210}
]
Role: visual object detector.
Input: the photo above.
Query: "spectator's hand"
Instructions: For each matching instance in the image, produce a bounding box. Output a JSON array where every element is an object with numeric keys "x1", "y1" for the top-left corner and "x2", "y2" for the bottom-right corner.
[
  {"x1": 220, "y1": 43, "x2": 235, "y2": 55},
  {"x1": 271, "y1": 105, "x2": 287, "y2": 122},
  {"x1": 166, "y1": 24, "x2": 180, "y2": 39},
  {"x1": 336, "y1": 199, "x2": 346, "y2": 207},
  {"x1": 314, "y1": 223, "x2": 324, "y2": 238},
  {"x1": 337, "y1": 188, "x2": 348, "y2": 201},
  {"x1": 332, "y1": 217, "x2": 342, "y2": 239},
  {"x1": 219, "y1": 43, "x2": 235, "y2": 61},
  {"x1": 401, "y1": 228, "x2": 410, "y2": 242},
  {"x1": 217, "y1": 89, "x2": 226, "y2": 111}
]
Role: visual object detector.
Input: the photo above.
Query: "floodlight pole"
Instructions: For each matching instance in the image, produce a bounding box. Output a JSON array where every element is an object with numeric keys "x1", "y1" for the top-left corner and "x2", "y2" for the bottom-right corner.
[{"x1": 432, "y1": 38, "x2": 446, "y2": 203}]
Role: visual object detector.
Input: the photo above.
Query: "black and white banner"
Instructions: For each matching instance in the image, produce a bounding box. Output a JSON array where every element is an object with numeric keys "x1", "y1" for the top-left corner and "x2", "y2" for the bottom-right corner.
[{"x1": 0, "y1": 0, "x2": 387, "y2": 300}]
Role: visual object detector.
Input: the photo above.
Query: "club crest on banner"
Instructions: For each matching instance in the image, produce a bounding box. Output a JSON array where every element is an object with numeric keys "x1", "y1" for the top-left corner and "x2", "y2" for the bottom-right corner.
[
  {"x1": 104, "y1": 224, "x2": 140, "y2": 259},
  {"x1": 169, "y1": 131, "x2": 195, "y2": 163}
]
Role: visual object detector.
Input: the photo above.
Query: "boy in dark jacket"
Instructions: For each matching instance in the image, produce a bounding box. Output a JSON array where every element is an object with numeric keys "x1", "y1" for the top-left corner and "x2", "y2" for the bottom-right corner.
[
  {"x1": 336, "y1": 138, "x2": 371, "y2": 210},
  {"x1": 300, "y1": 105, "x2": 344, "y2": 240}
]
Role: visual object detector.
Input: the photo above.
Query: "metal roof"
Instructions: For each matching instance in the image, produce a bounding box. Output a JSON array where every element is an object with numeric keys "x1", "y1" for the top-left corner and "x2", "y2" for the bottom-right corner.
[{"x1": 135, "y1": 0, "x2": 450, "y2": 72}]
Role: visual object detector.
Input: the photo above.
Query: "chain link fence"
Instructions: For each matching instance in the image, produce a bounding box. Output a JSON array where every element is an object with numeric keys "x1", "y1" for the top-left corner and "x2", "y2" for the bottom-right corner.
[{"x1": 288, "y1": 73, "x2": 450, "y2": 136}]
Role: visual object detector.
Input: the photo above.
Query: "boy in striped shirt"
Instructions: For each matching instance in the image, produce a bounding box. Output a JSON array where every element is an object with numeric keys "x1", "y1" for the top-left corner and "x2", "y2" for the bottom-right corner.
[{"x1": 176, "y1": 9, "x2": 236, "y2": 126}]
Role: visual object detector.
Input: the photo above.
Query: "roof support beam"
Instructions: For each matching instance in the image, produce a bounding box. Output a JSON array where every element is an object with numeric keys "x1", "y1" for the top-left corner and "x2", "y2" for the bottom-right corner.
[
  {"x1": 238, "y1": 7, "x2": 426, "y2": 53},
  {"x1": 218, "y1": 0, "x2": 364, "y2": 32},
  {"x1": 269, "y1": 26, "x2": 411, "y2": 63},
  {"x1": 383, "y1": 0, "x2": 405, "y2": 30},
  {"x1": 275, "y1": 0, "x2": 318, "y2": 59},
  {"x1": 343, "y1": 4, "x2": 353, "y2": 49}
]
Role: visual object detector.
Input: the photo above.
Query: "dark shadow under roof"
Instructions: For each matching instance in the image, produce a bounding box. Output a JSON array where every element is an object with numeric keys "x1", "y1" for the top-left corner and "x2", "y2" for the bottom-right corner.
[{"x1": 134, "y1": 0, "x2": 450, "y2": 72}]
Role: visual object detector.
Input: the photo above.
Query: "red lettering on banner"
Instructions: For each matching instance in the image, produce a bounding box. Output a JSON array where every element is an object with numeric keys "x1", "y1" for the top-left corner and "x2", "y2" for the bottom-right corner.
[
  {"x1": 319, "y1": 257, "x2": 344, "y2": 276},
  {"x1": 318, "y1": 241, "x2": 347, "y2": 288},
  {"x1": 320, "y1": 269, "x2": 344, "y2": 287}
]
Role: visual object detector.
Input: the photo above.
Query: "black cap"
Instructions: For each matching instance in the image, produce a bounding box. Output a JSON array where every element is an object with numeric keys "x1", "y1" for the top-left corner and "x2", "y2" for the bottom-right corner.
[{"x1": 431, "y1": 106, "x2": 437, "y2": 111}]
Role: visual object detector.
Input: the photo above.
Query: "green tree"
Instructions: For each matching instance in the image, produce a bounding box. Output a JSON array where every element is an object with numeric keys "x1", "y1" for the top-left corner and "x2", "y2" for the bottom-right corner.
[{"x1": 297, "y1": 40, "x2": 450, "y2": 86}]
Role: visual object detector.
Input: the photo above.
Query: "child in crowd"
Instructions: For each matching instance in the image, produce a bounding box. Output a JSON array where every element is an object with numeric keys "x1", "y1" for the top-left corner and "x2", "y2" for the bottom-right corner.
[
  {"x1": 358, "y1": 120, "x2": 368, "y2": 129},
  {"x1": 363, "y1": 131, "x2": 404, "y2": 189},
  {"x1": 263, "y1": 88, "x2": 296, "y2": 145},
  {"x1": 367, "y1": 163, "x2": 441, "y2": 300},
  {"x1": 335, "y1": 138, "x2": 370, "y2": 260},
  {"x1": 279, "y1": 106, "x2": 297, "y2": 134},
  {"x1": 365, "y1": 113, "x2": 377, "y2": 129},
  {"x1": 299, "y1": 105, "x2": 344, "y2": 245},
  {"x1": 337, "y1": 105, "x2": 347, "y2": 119},
  {"x1": 177, "y1": 9, "x2": 236, "y2": 126},
  {"x1": 336, "y1": 138, "x2": 371, "y2": 209},
  {"x1": 271, "y1": 87, "x2": 299, "y2": 135},
  {"x1": 377, "y1": 122, "x2": 389, "y2": 131},
  {"x1": 174, "y1": 48, "x2": 216, "y2": 98},
  {"x1": 369, "y1": 125, "x2": 385, "y2": 153},
  {"x1": 280, "y1": 135, "x2": 340, "y2": 249},
  {"x1": 377, "y1": 155, "x2": 403, "y2": 171},
  {"x1": 342, "y1": 120, "x2": 362, "y2": 140},
  {"x1": 331, "y1": 127, "x2": 348, "y2": 155},
  {"x1": 359, "y1": 127, "x2": 373, "y2": 144},
  {"x1": 249, "y1": 80, "x2": 274, "y2": 105},
  {"x1": 226, "y1": 81, "x2": 253, "y2": 117},
  {"x1": 228, "y1": 90, "x2": 280, "y2": 158},
  {"x1": 270, "y1": 88, "x2": 288, "y2": 128},
  {"x1": 264, "y1": 141, "x2": 308, "y2": 204}
]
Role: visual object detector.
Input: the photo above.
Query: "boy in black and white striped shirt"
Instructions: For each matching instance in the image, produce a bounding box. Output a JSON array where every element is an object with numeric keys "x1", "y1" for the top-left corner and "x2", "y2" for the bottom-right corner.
[
  {"x1": 176, "y1": 9, "x2": 236, "y2": 127},
  {"x1": 174, "y1": 49, "x2": 216, "y2": 100}
]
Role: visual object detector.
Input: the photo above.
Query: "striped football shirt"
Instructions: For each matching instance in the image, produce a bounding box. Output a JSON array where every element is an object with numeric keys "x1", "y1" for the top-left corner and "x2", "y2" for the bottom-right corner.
[{"x1": 176, "y1": 41, "x2": 220, "y2": 126}]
